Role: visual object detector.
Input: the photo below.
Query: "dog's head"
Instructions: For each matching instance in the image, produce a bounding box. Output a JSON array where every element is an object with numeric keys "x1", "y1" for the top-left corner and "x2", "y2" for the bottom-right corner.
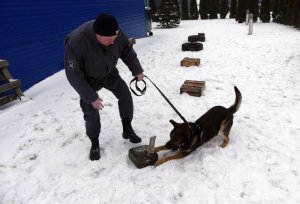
[{"x1": 165, "y1": 119, "x2": 194, "y2": 151}]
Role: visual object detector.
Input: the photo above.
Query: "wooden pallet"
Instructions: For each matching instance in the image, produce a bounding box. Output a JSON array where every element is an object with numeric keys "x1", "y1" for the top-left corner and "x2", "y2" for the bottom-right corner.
[
  {"x1": 0, "y1": 59, "x2": 24, "y2": 106},
  {"x1": 180, "y1": 57, "x2": 200, "y2": 67},
  {"x1": 180, "y1": 80, "x2": 205, "y2": 97}
]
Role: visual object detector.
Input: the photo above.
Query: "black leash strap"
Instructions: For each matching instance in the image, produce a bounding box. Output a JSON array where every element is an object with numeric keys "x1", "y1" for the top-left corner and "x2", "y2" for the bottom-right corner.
[{"x1": 129, "y1": 75, "x2": 190, "y2": 125}]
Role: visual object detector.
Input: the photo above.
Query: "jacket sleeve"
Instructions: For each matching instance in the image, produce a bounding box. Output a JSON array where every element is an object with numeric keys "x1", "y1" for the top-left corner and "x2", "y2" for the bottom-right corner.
[
  {"x1": 118, "y1": 30, "x2": 144, "y2": 76},
  {"x1": 64, "y1": 38, "x2": 99, "y2": 103}
]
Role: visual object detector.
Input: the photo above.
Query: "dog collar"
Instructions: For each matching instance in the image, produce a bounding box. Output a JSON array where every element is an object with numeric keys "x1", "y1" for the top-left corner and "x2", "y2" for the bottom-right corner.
[{"x1": 179, "y1": 123, "x2": 203, "y2": 153}]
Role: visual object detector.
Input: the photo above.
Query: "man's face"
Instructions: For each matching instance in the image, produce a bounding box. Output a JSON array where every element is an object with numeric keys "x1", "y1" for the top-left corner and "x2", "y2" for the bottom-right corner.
[{"x1": 96, "y1": 34, "x2": 117, "y2": 46}]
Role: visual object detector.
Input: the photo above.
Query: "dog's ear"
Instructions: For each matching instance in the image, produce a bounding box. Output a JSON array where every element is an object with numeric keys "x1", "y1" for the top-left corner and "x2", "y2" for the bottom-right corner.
[{"x1": 169, "y1": 119, "x2": 178, "y2": 127}]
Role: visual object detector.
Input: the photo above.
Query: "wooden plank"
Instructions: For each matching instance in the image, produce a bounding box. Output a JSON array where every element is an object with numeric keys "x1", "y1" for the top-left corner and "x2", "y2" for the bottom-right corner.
[
  {"x1": 0, "y1": 80, "x2": 21, "y2": 94},
  {"x1": 180, "y1": 88, "x2": 201, "y2": 94},
  {"x1": 0, "y1": 73, "x2": 5, "y2": 81},
  {"x1": 181, "y1": 86, "x2": 202, "y2": 91},
  {"x1": 180, "y1": 89, "x2": 203, "y2": 97},
  {"x1": 0, "y1": 60, "x2": 24, "y2": 101},
  {"x1": 1, "y1": 68, "x2": 14, "y2": 80},
  {"x1": 0, "y1": 59, "x2": 9, "y2": 70},
  {"x1": 15, "y1": 86, "x2": 24, "y2": 97},
  {"x1": 187, "y1": 92, "x2": 201, "y2": 97},
  {"x1": 148, "y1": 136, "x2": 156, "y2": 154},
  {"x1": 184, "y1": 80, "x2": 205, "y2": 85},
  {"x1": 182, "y1": 83, "x2": 205, "y2": 87},
  {"x1": 180, "y1": 86, "x2": 202, "y2": 92},
  {"x1": 184, "y1": 57, "x2": 200, "y2": 64},
  {"x1": 181, "y1": 84, "x2": 202, "y2": 89},
  {"x1": 0, "y1": 94, "x2": 19, "y2": 106},
  {"x1": 180, "y1": 86, "x2": 203, "y2": 91}
]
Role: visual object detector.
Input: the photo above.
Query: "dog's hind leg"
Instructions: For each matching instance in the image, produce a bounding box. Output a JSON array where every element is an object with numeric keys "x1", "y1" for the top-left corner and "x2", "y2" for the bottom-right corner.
[{"x1": 219, "y1": 118, "x2": 233, "y2": 148}]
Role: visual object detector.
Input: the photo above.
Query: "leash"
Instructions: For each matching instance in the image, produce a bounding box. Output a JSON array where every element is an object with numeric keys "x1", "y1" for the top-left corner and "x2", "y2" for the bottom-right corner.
[{"x1": 129, "y1": 75, "x2": 190, "y2": 126}]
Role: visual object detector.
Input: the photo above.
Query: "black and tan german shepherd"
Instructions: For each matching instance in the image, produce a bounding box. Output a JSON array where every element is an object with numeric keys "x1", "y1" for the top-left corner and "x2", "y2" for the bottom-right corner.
[{"x1": 154, "y1": 86, "x2": 242, "y2": 166}]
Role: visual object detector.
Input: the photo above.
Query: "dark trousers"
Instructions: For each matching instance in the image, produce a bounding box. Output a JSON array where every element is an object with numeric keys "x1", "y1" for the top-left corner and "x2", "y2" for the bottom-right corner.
[{"x1": 80, "y1": 75, "x2": 133, "y2": 139}]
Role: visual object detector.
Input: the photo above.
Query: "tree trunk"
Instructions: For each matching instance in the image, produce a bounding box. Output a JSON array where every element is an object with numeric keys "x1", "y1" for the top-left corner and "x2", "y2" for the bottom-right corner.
[
  {"x1": 260, "y1": 0, "x2": 271, "y2": 22},
  {"x1": 190, "y1": 0, "x2": 199, "y2": 19},
  {"x1": 199, "y1": 0, "x2": 209, "y2": 19},
  {"x1": 237, "y1": 0, "x2": 247, "y2": 23},
  {"x1": 181, "y1": 0, "x2": 189, "y2": 20},
  {"x1": 230, "y1": 0, "x2": 237, "y2": 18},
  {"x1": 220, "y1": 0, "x2": 229, "y2": 19}
]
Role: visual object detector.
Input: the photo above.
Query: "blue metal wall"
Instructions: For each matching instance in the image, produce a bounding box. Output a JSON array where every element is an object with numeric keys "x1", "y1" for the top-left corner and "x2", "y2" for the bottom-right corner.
[{"x1": 0, "y1": 0, "x2": 147, "y2": 91}]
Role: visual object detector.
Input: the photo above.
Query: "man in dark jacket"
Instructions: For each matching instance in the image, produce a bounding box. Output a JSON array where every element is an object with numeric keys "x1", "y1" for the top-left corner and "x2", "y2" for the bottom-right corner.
[{"x1": 64, "y1": 13, "x2": 144, "y2": 161}]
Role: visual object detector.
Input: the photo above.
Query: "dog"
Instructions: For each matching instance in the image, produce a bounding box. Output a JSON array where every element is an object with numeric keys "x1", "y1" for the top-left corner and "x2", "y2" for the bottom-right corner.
[{"x1": 154, "y1": 86, "x2": 242, "y2": 166}]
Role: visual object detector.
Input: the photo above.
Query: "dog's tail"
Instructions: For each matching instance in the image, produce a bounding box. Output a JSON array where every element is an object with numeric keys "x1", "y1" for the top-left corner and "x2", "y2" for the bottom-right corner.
[{"x1": 228, "y1": 86, "x2": 242, "y2": 114}]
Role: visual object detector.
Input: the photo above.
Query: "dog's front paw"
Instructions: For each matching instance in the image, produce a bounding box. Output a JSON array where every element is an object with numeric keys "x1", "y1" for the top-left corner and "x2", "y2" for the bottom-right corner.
[
  {"x1": 154, "y1": 146, "x2": 166, "y2": 153},
  {"x1": 154, "y1": 159, "x2": 164, "y2": 167},
  {"x1": 219, "y1": 143, "x2": 228, "y2": 148}
]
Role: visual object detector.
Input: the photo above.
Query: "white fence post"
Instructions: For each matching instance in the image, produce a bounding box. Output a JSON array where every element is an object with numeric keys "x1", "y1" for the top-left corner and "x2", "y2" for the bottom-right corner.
[
  {"x1": 248, "y1": 14, "x2": 253, "y2": 35},
  {"x1": 246, "y1": 10, "x2": 250, "y2": 25}
]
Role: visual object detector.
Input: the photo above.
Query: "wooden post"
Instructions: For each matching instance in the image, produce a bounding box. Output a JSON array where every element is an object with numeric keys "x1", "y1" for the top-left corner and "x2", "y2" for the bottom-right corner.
[
  {"x1": 248, "y1": 14, "x2": 253, "y2": 35},
  {"x1": 147, "y1": 136, "x2": 156, "y2": 154},
  {"x1": 246, "y1": 10, "x2": 250, "y2": 25}
]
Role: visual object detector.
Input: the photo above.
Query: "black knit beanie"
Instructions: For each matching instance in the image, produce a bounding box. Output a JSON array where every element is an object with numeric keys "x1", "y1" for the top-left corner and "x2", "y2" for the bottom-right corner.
[{"x1": 93, "y1": 13, "x2": 119, "y2": 36}]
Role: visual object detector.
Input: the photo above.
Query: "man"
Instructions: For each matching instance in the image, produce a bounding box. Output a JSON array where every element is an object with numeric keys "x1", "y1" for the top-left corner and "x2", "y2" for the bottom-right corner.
[{"x1": 64, "y1": 13, "x2": 144, "y2": 161}]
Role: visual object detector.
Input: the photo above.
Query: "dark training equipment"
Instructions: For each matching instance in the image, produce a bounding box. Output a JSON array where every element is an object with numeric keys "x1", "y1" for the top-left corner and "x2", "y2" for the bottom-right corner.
[
  {"x1": 198, "y1": 33, "x2": 205, "y2": 41},
  {"x1": 188, "y1": 33, "x2": 205, "y2": 42},
  {"x1": 128, "y1": 145, "x2": 158, "y2": 168},
  {"x1": 182, "y1": 42, "x2": 203, "y2": 51},
  {"x1": 128, "y1": 136, "x2": 158, "y2": 168}
]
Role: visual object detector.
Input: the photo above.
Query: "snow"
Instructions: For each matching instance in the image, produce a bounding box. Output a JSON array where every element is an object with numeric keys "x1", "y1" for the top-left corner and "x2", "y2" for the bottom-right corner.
[{"x1": 1, "y1": 19, "x2": 300, "y2": 204}]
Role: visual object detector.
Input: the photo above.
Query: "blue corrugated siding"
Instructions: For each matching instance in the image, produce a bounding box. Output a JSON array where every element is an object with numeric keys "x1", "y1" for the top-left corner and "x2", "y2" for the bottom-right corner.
[{"x1": 0, "y1": 0, "x2": 147, "y2": 91}]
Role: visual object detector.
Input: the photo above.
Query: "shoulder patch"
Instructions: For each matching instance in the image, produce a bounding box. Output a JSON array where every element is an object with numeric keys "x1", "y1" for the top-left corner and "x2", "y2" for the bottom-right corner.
[{"x1": 67, "y1": 60, "x2": 76, "y2": 70}]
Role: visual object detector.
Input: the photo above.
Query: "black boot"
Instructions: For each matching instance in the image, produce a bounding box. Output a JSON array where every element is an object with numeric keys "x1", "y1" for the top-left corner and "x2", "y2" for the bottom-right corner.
[
  {"x1": 89, "y1": 138, "x2": 100, "y2": 161},
  {"x1": 122, "y1": 119, "x2": 142, "y2": 143}
]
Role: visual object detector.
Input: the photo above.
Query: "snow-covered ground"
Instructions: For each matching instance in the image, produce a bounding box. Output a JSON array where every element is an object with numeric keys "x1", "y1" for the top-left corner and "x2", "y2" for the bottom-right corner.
[{"x1": 1, "y1": 19, "x2": 300, "y2": 204}]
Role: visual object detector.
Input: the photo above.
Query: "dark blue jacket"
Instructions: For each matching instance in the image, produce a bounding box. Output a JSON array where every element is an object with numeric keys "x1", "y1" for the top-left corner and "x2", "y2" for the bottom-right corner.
[{"x1": 64, "y1": 20, "x2": 143, "y2": 103}]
